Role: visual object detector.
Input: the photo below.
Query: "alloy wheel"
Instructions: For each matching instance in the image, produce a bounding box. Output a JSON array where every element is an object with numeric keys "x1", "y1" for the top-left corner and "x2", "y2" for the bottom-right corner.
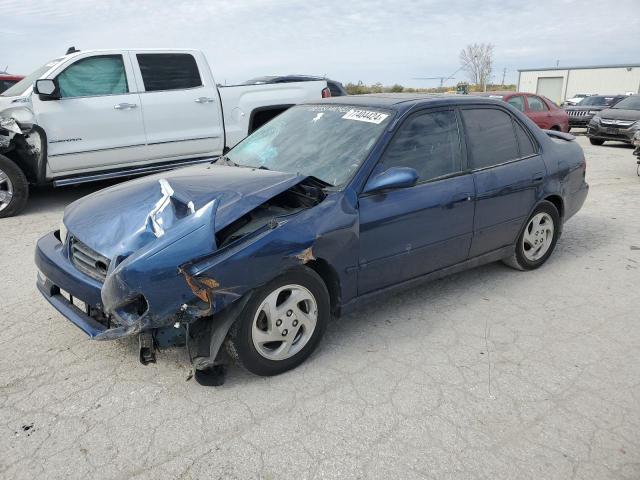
[{"x1": 251, "y1": 284, "x2": 318, "y2": 361}]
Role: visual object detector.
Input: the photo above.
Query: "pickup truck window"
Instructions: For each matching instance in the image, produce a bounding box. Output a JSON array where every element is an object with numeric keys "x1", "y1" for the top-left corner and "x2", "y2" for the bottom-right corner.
[
  {"x1": 137, "y1": 54, "x2": 202, "y2": 92},
  {"x1": 57, "y1": 55, "x2": 128, "y2": 98},
  {"x1": 380, "y1": 110, "x2": 462, "y2": 182}
]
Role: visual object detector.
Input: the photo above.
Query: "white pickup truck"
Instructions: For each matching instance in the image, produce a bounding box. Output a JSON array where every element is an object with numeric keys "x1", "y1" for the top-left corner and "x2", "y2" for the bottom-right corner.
[{"x1": 0, "y1": 48, "x2": 330, "y2": 217}]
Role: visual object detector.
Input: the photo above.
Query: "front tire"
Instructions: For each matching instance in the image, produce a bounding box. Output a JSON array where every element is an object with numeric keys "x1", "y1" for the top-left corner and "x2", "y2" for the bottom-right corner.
[
  {"x1": 0, "y1": 154, "x2": 29, "y2": 218},
  {"x1": 589, "y1": 138, "x2": 605, "y2": 146},
  {"x1": 503, "y1": 201, "x2": 560, "y2": 271},
  {"x1": 227, "y1": 267, "x2": 330, "y2": 376}
]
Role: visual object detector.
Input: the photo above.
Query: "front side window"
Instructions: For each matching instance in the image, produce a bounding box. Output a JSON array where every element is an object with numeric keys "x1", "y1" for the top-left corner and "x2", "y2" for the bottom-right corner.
[
  {"x1": 528, "y1": 96, "x2": 548, "y2": 112},
  {"x1": 137, "y1": 54, "x2": 202, "y2": 92},
  {"x1": 507, "y1": 96, "x2": 525, "y2": 112},
  {"x1": 57, "y1": 55, "x2": 128, "y2": 98},
  {"x1": 461, "y1": 108, "x2": 520, "y2": 169},
  {"x1": 379, "y1": 110, "x2": 462, "y2": 182},
  {"x1": 227, "y1": 104, "x2": 392, "y2": 187}
]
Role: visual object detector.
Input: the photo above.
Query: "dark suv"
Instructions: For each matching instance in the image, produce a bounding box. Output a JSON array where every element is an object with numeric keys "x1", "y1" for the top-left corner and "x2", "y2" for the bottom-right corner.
[
  {"x1": 565, "y1": 95, "x2": 626, "y2": 129},
  {"x1": 587, "y1": 95, "x2": 640, "y2": 145},
  {"x1": 243, "y1": 75, "x2": 348, "y2": 96}
]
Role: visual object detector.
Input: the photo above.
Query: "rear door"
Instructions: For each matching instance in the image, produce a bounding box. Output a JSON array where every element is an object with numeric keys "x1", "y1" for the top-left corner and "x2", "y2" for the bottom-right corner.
[
  {"x1": 131, "y1": 52, "x2": 224, "y2": 161},
  {"x1": 460, "y1": 107, "x2": 545, "y2": 257},
  {"x1": 35, "y1": 53, "x2": 147, "y2": 173},
  {"x1": 357, "y1": 109, "x2": 475, "y2": 294}
]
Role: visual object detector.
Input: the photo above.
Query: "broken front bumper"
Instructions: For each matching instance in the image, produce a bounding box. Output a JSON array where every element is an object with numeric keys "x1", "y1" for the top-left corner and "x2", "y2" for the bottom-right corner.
[{"x1": 35, "y1": 231, "x2": 110, "y2": 338}]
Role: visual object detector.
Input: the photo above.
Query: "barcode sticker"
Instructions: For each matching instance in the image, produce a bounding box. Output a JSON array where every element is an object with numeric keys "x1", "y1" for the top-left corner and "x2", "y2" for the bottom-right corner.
[{"x1": 342, "y1": 109, "x2": 389, "y2": 124}]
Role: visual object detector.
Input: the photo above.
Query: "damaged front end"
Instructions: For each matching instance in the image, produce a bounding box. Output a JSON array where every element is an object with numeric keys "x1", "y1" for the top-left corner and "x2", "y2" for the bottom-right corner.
[
  {"x1": 35, "y1": 163, "x2": 327, "y2": 369},
  {"x1": 1, "y1": 107, "x2": 45, "y2": 184}
]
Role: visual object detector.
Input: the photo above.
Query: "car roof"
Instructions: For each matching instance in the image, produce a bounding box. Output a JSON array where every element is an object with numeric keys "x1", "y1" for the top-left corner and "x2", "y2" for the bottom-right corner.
[{"x1": 313, "y1": 93, "x2": 507, "y2": 113}]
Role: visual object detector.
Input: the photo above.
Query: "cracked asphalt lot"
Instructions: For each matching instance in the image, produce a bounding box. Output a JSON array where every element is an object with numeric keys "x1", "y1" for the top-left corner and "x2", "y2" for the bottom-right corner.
[{"x1": 1, "y1": 136, "x2": 639, "y2": 479}]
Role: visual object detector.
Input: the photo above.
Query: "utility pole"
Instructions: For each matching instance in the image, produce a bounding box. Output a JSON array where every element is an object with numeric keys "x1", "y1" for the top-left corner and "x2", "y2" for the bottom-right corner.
[{"x1": 501, "y1": 68, "x2": 506, "y2": 86}]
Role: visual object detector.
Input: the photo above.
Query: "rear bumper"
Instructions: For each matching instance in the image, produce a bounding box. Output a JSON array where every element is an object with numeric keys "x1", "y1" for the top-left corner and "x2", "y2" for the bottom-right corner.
[{"x1": 565, "y1": 182, "x2": 589, "y2": 222}]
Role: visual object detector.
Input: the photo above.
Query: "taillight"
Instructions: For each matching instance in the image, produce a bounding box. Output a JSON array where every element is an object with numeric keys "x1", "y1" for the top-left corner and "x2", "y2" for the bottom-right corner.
[{"x1": 321, "y1": 87, "x2": 331, "y2": 98}]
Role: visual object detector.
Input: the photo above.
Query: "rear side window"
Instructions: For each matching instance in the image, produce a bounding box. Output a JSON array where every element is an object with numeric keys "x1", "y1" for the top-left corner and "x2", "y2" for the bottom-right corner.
[
  {"x1": 507, "y1": 96, "x2": 525, "y2": 112},
  {"x1": 528, "y1": 96, "x2": 548, "y2": 112},
  {"x1": 380, "y1": 110, "x2": 462, "y2": 182},
  {"x1": 514, "y1": 122, "x2": 536, "y2": 157},
  {"x1": 57, "y1": 55, "x2": 128, "y2": 98},
  {"x1": 461, "y1": 109, "x2": 520, "y2": 169},
  {"x1": 137, "y1": 53, "x2": 202, "y2": 92}
]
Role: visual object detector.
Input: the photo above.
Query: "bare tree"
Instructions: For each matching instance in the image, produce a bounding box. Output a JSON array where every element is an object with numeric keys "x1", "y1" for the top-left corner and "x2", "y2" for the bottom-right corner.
[{"x1": 459, "y1": 43, "x2": 494, "y2": 91}]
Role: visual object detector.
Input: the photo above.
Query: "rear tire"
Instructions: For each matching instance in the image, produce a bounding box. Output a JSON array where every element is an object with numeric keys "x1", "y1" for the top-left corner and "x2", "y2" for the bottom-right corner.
[
  {"x1": 589, "y1": 138, "x2": 605, "y2": 146},
  {"x1": 503, "y1": 201, "x2": 560, "y2": 271},
  {"x1": 227, "y1": 267, "x2": 330, "y2": 376},
  {"x1": 0, "y1": 154, "x2": 29, "y2": 218}
]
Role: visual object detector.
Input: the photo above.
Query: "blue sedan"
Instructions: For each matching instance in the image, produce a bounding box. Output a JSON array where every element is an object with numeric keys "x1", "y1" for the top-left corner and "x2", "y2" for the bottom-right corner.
[{"x1": 35, "y1": 94, "x2": 588, "y2": 383}]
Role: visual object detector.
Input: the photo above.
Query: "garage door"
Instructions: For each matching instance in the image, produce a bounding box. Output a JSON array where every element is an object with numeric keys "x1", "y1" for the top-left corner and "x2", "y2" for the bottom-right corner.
[{"x1": 536, "y1": 77, "x2": 564, "y2": 104}]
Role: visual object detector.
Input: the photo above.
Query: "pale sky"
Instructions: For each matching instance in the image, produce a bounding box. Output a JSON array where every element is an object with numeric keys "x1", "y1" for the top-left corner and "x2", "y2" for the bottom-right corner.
[{"x1": 2, "y1": 0, "x2": 639, "y2": 88}]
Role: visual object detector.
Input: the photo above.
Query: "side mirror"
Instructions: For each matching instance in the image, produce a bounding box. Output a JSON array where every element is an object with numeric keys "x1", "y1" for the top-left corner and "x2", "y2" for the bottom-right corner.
[
  {"x1": 362, "y1": 167, "x2": 418, "y2": 194},
  {"x1": 34, "y1": 79, "x2": 60, "y2": 100}
]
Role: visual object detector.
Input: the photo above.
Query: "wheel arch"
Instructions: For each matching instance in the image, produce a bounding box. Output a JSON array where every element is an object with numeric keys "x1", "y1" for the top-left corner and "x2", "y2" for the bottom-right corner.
[
  {"x1": 304, "y1": 258, "x2": 342, "y2": 317},
  {"x1": 543, "y1": 194, "x2": 564, "y2": 220},
  {"x1": 4, "y1": 125, "x2": 48, "y2": 184}
]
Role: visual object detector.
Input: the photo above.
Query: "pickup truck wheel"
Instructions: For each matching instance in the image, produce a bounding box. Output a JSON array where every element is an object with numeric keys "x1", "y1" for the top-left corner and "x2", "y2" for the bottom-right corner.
[
  {"x1": 503, "y1": 201, "x2": 560, "y2": 271},
  {"x1": 589, "y1": 138, "x2": 605, "y2": 146},
  {"x1": 0, "y1": 154, "x2": 29, "y2": 218},
  {"x1": 227, "y1": 267, "x2": 329, "y2": 376}
]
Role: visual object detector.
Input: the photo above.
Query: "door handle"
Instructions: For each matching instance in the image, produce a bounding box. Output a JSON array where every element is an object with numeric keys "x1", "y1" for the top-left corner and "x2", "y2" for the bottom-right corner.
[
  {"x1": 114, "y1": 103, "x2": 137, "y2": 110},
  {"x1": 195, "y1": 97, "x2": 215, "y2": 103},
  {"x1": 532, "y1": 173, "x2": 544, "y2": 185},
  {"x1": 446, "y1": 193, "x2": 473, "y2": 209}
]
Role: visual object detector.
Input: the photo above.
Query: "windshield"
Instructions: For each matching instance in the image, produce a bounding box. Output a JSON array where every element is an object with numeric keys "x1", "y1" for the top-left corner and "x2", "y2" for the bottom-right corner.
[
  {"x1": 226, "y1": 104, "x2": 393, "y2": 187},
  {"x1": 579, "y1": 96, "x2": 616, "y2": 106},
  {"x1": 612, "y1": 95, "x2": 640, "y2": 110},
  {"x1": 1, "y1": 57, "x2": 65, "y2": 97}
]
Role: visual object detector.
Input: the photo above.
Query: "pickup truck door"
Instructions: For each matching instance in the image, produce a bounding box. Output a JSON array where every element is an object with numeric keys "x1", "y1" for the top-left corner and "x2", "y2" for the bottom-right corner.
[
  {"x1": 34, "y1": 53, "x2": 147, "y2": 174},
  {"x1": 130, "y1": 51, "x2": 224, "y2": 161}
]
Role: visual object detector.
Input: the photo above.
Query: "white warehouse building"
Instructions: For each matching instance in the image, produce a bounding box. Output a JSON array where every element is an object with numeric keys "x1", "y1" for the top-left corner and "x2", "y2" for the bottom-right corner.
[{"x1": 517, "y1": 64, "x2": 640, "y2": 104}]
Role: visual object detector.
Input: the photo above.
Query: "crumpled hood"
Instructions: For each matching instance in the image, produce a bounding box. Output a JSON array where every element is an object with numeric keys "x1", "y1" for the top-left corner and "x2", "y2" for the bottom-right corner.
[{"x1": 64, "y1": 163, "x2": 305, "y2": 259}]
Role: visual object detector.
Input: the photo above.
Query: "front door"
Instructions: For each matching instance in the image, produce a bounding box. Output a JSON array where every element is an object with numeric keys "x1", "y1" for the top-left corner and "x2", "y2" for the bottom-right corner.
[
  {"x1": 35, "y1": 53, "x2": 147, "y2": 174},
  {"x1": 357, "y1": 109, "x2": 475, "y2": 294},
  {"x1": 459, "y1": 107, "x2": 546, "y2": 257}
]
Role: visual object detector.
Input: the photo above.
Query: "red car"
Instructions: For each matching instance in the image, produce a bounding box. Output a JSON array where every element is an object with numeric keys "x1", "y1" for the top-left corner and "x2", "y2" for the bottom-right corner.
[
  {"x1": 0, "y1": 74, "x2": 24, "y2": 94},
  {"x1": 476, "y1": 91, "x2": 569, "y2": 132}
]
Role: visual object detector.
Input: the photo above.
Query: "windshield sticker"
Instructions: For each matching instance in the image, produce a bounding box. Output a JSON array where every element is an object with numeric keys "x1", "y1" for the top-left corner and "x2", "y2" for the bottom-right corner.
[
  {"x1": 312, "y1": 112, "x2": 324, "y2": 123},
  {"x1": 307, "y1": 105, "x2": 351, "y2": 113},
  {"x1": 342, "y1": 109, "x2": 389, "y2": 124}
]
